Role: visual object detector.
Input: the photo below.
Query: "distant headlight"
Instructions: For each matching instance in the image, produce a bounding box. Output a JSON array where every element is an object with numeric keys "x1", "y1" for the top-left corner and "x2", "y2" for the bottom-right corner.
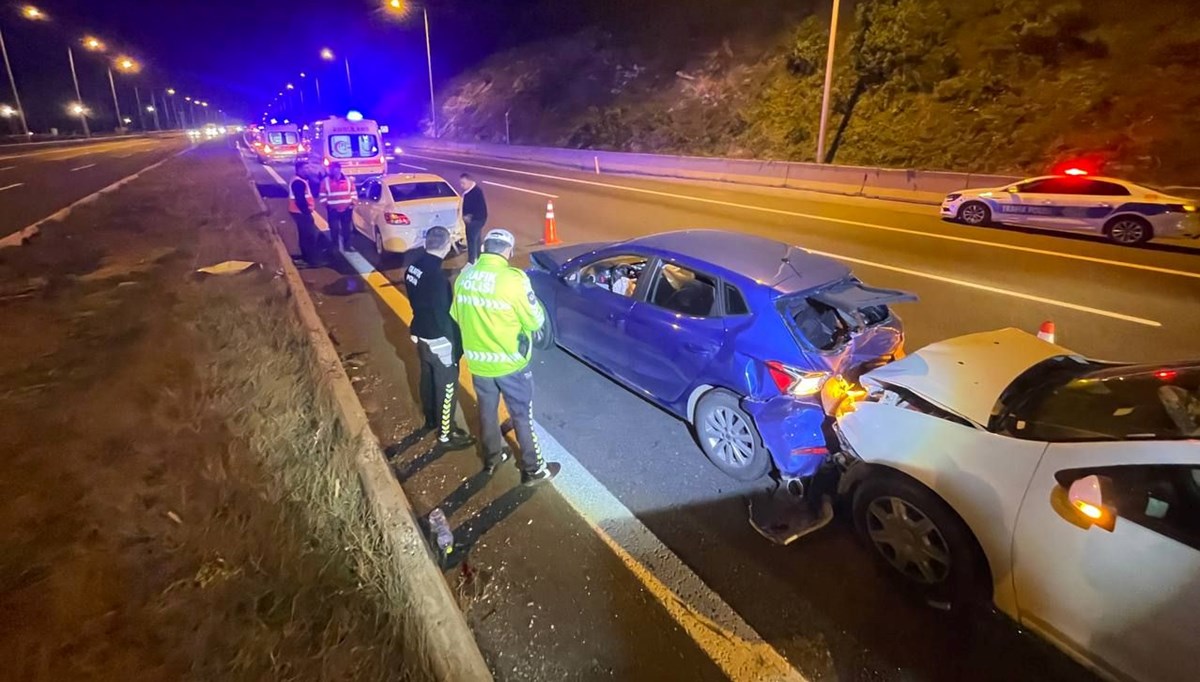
[{"x1": 945, "y1": 193, "x2": 963, "y2": 201}]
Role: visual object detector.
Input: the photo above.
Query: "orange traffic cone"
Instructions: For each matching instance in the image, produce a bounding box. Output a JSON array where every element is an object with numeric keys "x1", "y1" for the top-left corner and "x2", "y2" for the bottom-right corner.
[
  {"x1": 543, "y1": 200, "x2": 561, "y2": 245},
  {"x1": 1037, "y1": 320, "x2": 1056, "y2": 343}
]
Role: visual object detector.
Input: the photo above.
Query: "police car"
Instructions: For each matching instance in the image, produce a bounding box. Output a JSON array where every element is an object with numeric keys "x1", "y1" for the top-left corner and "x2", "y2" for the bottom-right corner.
[{"x1": 941, "y1": 171, "x2": 1199, "y2": 245}]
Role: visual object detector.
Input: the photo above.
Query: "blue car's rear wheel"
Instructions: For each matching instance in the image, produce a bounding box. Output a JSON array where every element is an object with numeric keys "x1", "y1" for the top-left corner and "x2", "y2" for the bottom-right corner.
[{"x1": 694, "y1": 390, "x2": 771, "y2": 481}]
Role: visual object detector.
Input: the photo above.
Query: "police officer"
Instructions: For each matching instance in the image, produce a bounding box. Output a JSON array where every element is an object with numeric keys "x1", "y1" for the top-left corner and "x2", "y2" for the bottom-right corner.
[
  {"x1": 451, "y1": 229, "x2": 560, "y2": 486},
  {"x1": 405, "y1": 226, "x2": 475, "y2": 451},
  {"x1": 287, "y1": 160, "x2": 322, "y2": 265},
  {"x1": 321, "y1": 161, "x2": 357, "y2": 252}
]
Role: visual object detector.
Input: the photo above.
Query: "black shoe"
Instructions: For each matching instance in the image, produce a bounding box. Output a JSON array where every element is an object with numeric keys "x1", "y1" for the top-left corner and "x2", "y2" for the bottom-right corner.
[
  {"x1": 483, "y1": 448, "x2": 512, "y2": 474},
  {"x1": 521, "y1": 462, "x2": 561, "y2": 487},
  {"x1": 437, "y1": 430, "x2": 476, "y2": 452}
]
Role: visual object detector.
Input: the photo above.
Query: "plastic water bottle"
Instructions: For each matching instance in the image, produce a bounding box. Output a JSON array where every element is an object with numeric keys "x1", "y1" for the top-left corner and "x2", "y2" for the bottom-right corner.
[{"x1": 429, "y1": 508, "x2": 453, "y2": 555}]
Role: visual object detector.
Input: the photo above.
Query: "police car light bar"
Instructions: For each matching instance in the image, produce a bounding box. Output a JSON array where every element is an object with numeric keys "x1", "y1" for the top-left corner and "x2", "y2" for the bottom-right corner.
[{"x1": 1063, "y1": 168, "x2": 1089, "y2": 176}]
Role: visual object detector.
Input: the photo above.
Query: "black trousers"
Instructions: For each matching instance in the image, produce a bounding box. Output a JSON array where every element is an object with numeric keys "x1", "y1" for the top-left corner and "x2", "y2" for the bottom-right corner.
[
  {"x1": 327, "y1": 208, "x2": 354, "y2": 249},
  {"x1": 291, "y1": 211, "x2": 322, "y2": 263},
  {"x1": 466, "y1": 218, "x2": 486, "y2": 263},
  {"x1": 473, "y1": 368, "x2": 543, "y2": 474},
  {"x1": 417, "y1": 337, "x2": 460, "y2": 439}
]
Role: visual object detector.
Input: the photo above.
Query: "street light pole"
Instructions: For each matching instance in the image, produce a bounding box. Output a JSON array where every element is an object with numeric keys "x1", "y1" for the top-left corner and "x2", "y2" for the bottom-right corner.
[
  {"x1": 344, "y1": 57, "x2": 353, "y2": 97},
  {"x1": 0, "y1": 26, "x2": 28, "y2": 136},
  {"x1": 815, "y1": 0, "x2": 841, "y2": 164},
  {"x1": 67, "y1": 46, "x2": 90, "y2": 138},
  {"x1": 424, "y1": 8, "x2": 437, "y2": 137},
  {"x1": 134, "y1": 86, "x2": 144, "y2": 130},
  {"x1": 107, "y1": 67, "x2": 123, "y2": 131},
  {"x1": 314, "y1": 76, "x2": 322, "y2": 107}
]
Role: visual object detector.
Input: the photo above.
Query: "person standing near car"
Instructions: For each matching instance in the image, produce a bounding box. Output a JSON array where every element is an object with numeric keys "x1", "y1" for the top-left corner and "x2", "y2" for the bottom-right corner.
[
  {"x1": 459, "y1": 173, "x2": 488, "y2": 264},
  {"x1": 321, "y1": 161, "x2": 357, "y2": 252},
  {"x1": 451, "y1": 228, "x2": 560, "y2": 486},
  {"x1": 288, "y1": 160, "x2": 322, "y2": 266},
  {"x1": 405, "y1": 226, "x2": 475, "y2": 451}
]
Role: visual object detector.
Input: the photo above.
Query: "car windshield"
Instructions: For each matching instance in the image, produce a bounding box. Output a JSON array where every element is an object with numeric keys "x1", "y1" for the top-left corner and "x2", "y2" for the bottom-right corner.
[
  {"x1": 997, "y1": 359, "x2": 1200, "y2": 441},
  {"x1": 267, "y1": 132, "x2": 297, "y2": 144},
  {"x1": 389, "y1": 182, "x2": 457, "y2": 202},
  {"x1": 329, "y1": 134, "x2": 380, "y2": 159}
]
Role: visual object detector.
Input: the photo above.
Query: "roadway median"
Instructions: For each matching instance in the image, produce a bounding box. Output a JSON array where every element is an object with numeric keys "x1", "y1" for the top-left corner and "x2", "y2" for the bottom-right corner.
[{"x1": 0, "y1": 141, "x2": 490, "y2": 680}]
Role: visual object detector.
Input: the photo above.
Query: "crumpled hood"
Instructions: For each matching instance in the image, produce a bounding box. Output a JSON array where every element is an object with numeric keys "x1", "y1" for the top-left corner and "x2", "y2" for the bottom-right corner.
[{"x1": 861, "y1": 328, "x2": 1078, "y2": 426}]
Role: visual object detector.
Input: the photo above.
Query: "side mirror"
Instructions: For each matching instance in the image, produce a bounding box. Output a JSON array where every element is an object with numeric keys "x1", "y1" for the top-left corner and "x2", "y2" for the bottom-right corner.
[{"x1": 1067, "y1": 474, "x2": 1116, "y2": 532}]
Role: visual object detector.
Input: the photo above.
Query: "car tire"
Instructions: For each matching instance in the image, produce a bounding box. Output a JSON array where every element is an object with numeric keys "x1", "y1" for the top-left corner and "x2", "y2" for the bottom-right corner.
[
  {"x1": 852, "y1": 472, "x2": 989, "y2": 611},
  {"x1": 693, "y1": 390, "x2": 772, "y2": 481},
  {"x1": 1104, "y1": 216, "x2": 1153, "y2": 245},
  {"x1": 532, "y1": 299, "x2": 555, "y2": 351},
  {"x1": 374, "y1": 226, "x2": 389, "y2": 263},
  {"x1": 956, "y1": 201, "x2": 992, "y2": 226}
]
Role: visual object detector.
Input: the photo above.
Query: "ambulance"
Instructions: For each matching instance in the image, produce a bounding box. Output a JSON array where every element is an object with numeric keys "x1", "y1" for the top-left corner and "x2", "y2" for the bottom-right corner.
[
  {"x1": 255, "y1": 123, "x2": 304, "y2": 164},
  {"x1": 313, "y1": 114, "x2": 387, "y2": 177}
]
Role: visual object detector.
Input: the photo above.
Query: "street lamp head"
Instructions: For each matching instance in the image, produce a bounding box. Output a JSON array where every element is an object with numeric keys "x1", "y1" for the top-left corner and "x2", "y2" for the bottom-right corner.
[
  {"x1": 286, "y1": 83, "x2": 294, "y2": 90},
  {"x1": 122, "y1": 117, "x2": 132, "y2": 124},
  {"x1": 68, "y1": 103, "x2": 88, "y2": 116},
  {"x1": 166, "y1": 88, "x2": 176, "y2": 95},
  {"x1": 299, "y1": 72, "x2": 306, "y2": 78},
  {"x1": 0, "y1": 104, "x2": 15, "y2": 118},
  {"x1": 145, "y1": 106, "x2": 155, "y2": 112},
  {"x1": 21, "y1": 5, "x2": 44, "y2": 20},
  {"x1": 82, "y1": 36, "x2": 105, "y2": 52},
  {"x1": 200, "y1": 101, "x2": 209, "y2": 107},
  {"x1": 320, "y1": 47, "x2": 335, "y2": 61},
  {"x1": 383, "y1": 0, "x2": 412, "y2": 18},
  {"x1": 184, "y1": 96, "x2": 192, "y2": 101},
  {"x1": 115, "y1": 56, "x2": 139, "y2": 73}
]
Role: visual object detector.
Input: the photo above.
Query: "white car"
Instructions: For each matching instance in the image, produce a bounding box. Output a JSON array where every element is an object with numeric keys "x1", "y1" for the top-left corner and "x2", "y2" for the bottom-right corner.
[
  {"x1": 941, "y1": 174, "x2": 1199, "y2": 245},
  {"x1": 352, "y1": 173, "x2": 467, "y2": 256},
  {"x1": 833, "y1": 328, "x2": 1199, "y2": 682}
]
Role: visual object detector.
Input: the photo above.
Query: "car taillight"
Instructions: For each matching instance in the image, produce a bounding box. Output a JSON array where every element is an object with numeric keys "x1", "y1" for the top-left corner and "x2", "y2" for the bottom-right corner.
[
  {"x1": 765, "y1": 361, "x2": 829, "y2": 397},
  {"x1": 323, "y1": 158, "x2": 330, "y2": 166},
  {"x1": 263, "y1": 144, "x2": 272, "y2": 153},
  {"x1": 384, "y1": 212, "x2": 410, "y2": 225}
]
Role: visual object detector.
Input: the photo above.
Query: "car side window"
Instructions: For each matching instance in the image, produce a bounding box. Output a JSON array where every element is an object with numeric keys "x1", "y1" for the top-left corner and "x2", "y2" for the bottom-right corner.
[
  {"x1": 1056, "y1": 465, "x2": 1200, "y2": 551},
  {"x1": 648, "y1": 263, "x2": 718, "y2": 317},
  {"x1": 725, "y1": 284, "x2": 749, "y2": 315},
  {"x1": 579, "y1": 255, "x2": 648, "y2": 298},
  {"x1": 1016, "y1": 180, "x2": 1055, "y2": 194},
  {"x1": 1086, "y1": 180, "x2": 1132, "y2": 197},
  {"x1": 368, "y1": 181, "x2": 383, "y2": 202}
]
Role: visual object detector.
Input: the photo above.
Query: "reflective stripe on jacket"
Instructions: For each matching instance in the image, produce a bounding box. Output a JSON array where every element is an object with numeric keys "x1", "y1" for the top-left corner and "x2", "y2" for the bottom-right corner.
[
  {"x1": 287, "y1": 176, "x2": 315, "y2": 213},
  {"x1": 321, "y1": 176, "x2": 355, "y2": 209},
  {"x1": 450, "y1": 254, "x2": 545, "y2": 378}
]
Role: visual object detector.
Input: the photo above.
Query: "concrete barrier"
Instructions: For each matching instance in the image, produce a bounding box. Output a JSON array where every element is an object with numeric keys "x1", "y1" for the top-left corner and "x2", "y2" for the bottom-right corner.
[{"x1": 399, "y1": 138, "x2": 1022, "y2": 206}]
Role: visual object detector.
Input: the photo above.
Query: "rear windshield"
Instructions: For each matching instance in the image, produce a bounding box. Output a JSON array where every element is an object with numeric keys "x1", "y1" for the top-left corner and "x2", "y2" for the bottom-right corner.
[
  {"x1": 329, "y1": 134, "x2": 380, "y2": 159},
  {"x1": 389, "y1": 182, "x2": 457, "y2": 202},
  {"x1": 781, "y1": 296, "x2": 890, "y2": 351},
  {"x1": 267, "y1": 132, "x2": 298, "y2": 145},
  {"x1": 1001, "y1": 361, "x2": 1200, "y2": 441}
]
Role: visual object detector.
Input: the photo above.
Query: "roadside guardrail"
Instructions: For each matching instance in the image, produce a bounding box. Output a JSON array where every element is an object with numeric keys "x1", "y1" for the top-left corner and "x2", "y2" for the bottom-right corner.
[{"x1": 398, "y1": 138, "x2": 1022, "y2": 205}]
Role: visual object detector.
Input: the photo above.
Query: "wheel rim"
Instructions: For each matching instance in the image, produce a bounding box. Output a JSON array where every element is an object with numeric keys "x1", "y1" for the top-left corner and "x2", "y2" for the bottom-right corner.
[
  {"x1": 1109, "y1": 220, "x2": 1145, "y2": 244},
  {"x1": 701, "y1": 406, "x2": 755, "y2": 468},
  {"x1": 864, "y1": 496, "x2": 951, "y2": 585},
  {"x1": 960, "y1": 204, "x2": 987, "y2": 225}
]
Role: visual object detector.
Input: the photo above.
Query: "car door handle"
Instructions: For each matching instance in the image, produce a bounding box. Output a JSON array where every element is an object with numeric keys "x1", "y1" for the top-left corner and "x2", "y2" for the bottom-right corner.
[{"x1": 1097, "y1": 202, "x2": 1112, "y2": 208}]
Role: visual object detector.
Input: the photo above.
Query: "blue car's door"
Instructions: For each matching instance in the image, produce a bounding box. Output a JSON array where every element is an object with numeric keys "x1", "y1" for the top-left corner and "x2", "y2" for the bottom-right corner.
[
  {"x1": 556, "y1": 254, "x2": 648, "y2": 376},
  {"x1": 624, "y1": 262, "x2": 726, "y2": 406}
]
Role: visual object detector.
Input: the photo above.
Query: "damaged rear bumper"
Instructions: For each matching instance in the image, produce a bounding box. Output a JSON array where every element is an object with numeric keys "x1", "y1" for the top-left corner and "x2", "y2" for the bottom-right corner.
[{"x1": 742, "y1": 395, "x2": 829, "y2": 479}]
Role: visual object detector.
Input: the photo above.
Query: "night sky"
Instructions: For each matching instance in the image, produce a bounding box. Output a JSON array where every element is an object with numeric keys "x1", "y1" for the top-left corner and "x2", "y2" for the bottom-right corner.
[{"x1": 1, "y1": 0, "x2": 604, "y2": 134}]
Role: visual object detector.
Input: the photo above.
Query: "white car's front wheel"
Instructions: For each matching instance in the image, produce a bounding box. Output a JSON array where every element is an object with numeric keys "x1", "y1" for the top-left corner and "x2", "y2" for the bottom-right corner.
[
  {"x1": 852, "y1": 472, "x2": 989, "y2": 611},
  {"x1": 957, "y1": 201, "x2": 992, "y2": 226}
]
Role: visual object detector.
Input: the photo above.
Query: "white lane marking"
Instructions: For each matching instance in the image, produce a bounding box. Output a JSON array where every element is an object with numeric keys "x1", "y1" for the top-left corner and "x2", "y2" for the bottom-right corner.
[
  {"x1": 0, "y1": 137, "x2": 161, "y2": 161},
  {"x1": 810, "y1": 248, "x2": 1161, "y2": 327},
  {"x1": 263, "y1": 164, "x2": 288, "y2": 186},
  {"x1": 407, "y1": 152, "x2": 1200, "y2": 281},
  {"x1": 0, "y1": 182, "x2": 23, "y2": 192},
  {"x1": 482, "y1": 179, "x2": 558, "y2": 198},
  {"x1": 70, "y1": 163, "x2": 96, "y2": 172},
  {"x1": 394, "y1": 161, "x2": 429, "y2": 171},
  {"x1": 535, "y1": 424, "x2": 807, "y2": 682},
  {"x1": 0, "y1": 166, "x2": 14, "y2": 171},
  {"x1": 261, "y1": 161, "x2": 805, "y2": 679}
]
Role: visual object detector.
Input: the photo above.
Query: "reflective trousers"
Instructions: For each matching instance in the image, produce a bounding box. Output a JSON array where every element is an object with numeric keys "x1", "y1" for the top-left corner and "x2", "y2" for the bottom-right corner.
[
  {"x1": 417, "y1": 337, "x2": 460, "y2": 439},
  {"x1": 473, "y1": 367, "x2": 542, "y2": 474}
]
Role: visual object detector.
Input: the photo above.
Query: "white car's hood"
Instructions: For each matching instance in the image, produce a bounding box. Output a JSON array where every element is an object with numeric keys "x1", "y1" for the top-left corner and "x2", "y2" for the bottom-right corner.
[{"x1": 861, "y1": 328, "x2": 1079, "y2": 426}]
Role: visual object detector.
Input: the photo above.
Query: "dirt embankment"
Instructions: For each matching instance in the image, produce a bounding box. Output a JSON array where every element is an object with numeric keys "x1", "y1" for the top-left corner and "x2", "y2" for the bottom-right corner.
[
  {"x1": 0, "y1": 144, "x2": 415, "y2": 680},
  {"x1": 435, "y1": 0, "x2": 1200, "y2": 184}
]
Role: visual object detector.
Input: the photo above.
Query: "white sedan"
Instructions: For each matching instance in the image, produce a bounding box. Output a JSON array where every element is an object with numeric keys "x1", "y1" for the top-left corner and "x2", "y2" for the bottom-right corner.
[
  {"x1": 833, "y1": 328, "x2": 1199, "y2": 682},
  {"x1": 941, "y1": 174, "x2": 1199, "y2": 245},
  {"x1": 352, "y1": 173, "x2": 467, "y2": 256}
]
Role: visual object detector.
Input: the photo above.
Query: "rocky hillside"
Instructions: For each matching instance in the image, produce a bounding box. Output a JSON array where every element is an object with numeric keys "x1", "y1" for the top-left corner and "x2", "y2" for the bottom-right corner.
[{"x1": 432, "y1": 0, "x2": 1200, "y2": 185}]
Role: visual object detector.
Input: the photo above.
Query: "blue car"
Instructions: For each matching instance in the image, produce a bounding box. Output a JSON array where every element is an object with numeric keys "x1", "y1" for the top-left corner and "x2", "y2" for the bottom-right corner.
[{"x1": 528, "y1": 230, "x2": 916, "y2": 486}]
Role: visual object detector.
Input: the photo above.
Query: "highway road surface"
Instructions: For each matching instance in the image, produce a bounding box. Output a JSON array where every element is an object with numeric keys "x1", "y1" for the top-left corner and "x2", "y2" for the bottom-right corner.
[
  {"x1": 0, "y1": 135, "x2": 191, "y2": 240},
  {"x1": 246, "y1": 144, "x2": 1200, "y2": 681}
]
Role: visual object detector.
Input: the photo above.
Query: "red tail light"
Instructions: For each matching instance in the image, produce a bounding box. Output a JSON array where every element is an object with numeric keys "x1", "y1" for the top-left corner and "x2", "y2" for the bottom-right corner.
[
  {"x1": 765, "y1": 360, "x2": 830, "y2": 397},
  {"x1": 384, "y1": 212, "x2": 410, "y2": 225},
  {"x1": 263, "y1": 144, "x2": 273, "y2": 153}
]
